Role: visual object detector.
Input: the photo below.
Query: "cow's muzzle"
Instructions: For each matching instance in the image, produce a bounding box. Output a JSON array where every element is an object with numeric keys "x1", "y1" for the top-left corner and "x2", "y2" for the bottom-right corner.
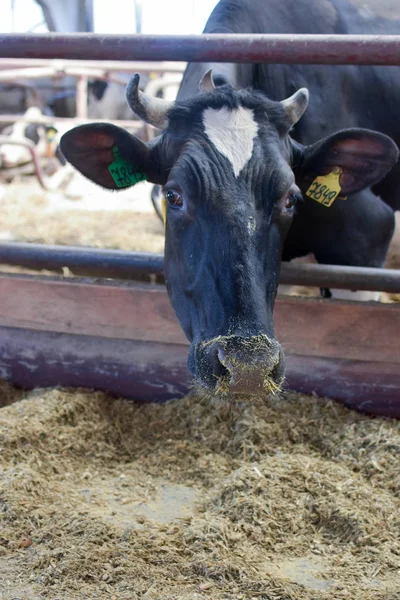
[{"x1": 193, "y1": 334, "x2": 285, "y2": 398}]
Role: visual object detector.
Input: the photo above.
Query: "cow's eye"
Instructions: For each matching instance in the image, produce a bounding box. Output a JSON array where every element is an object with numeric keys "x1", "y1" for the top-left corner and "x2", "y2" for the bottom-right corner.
[
  {"x1": 285, "y1": 193, "x2": 300, "y2": 210},
  {"x1": 166, "y1": 189, "x2": 183, "y2": 208}
]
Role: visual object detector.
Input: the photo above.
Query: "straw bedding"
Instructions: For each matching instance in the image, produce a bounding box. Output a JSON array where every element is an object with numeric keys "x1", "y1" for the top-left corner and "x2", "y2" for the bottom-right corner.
[
  {"x1": 0, "y1": 381, "x2": 399, "y2": 600},
  {"x1": 0, "y1": 180, "x2": 165, "y2": 253}
]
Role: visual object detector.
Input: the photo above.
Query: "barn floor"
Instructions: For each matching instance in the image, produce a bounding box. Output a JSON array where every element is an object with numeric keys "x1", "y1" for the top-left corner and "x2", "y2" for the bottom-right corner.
[{"x1": 0, "y1": 381, "x2": 399, "y2": 600}]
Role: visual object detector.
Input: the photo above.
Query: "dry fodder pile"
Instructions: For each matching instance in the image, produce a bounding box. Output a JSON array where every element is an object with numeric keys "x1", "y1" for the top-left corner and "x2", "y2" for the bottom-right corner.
[
  {"x1": 0, "y1": 381, "x2": 399, "y2": 600},
  {"x1": 0, "y1": 181, "x2": 164, "y2": 253}
]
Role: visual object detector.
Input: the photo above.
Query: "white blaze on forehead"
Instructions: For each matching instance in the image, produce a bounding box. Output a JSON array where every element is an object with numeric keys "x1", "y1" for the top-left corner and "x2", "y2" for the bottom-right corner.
[{"x1": 203, "y1": 106, "x2": 258, "y2": 177}]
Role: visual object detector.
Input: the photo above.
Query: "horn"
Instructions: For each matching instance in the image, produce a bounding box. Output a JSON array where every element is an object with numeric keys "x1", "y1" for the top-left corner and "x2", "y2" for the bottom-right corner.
[
  {"x1": 199, "y1": 69, "x2": 216, "y2": 92},
  {"x1": 281, "y1": 88, "x2": 309, "y2": 126},
  {"x1": 126, "y1": 73, "x2": 173, "y2": 130}
]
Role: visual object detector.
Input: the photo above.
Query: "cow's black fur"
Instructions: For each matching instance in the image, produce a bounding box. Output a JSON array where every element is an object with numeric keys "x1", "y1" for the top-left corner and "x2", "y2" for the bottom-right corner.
[
  {"x1": 60, "y1": 0, "x2": 400, "y2": 397},
  {"x1": 178, "y1": 0, "x2": 400, "y2": 266}
]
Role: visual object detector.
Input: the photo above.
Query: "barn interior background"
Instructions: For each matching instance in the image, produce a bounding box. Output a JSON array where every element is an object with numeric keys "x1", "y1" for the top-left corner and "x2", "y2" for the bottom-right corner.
[
  {"x1": 0, "y1": 2, "x2": 399, "y2": 599},
  {"x1": 0, "y1": 0, "x2": 218, "y2": 240}
]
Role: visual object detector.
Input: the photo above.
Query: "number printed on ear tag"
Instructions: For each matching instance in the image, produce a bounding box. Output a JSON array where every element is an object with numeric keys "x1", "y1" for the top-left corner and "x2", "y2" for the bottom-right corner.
[
  {"x1": 108, "y1": 146, "x2": 147, "y2": 188},
  {"x1": 306, "y1": 167, "x2": 343, "y2": 207}
]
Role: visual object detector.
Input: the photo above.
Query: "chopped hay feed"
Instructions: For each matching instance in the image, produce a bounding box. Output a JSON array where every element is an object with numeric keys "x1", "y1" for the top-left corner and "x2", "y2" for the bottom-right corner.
[
  {"x1": 0, "y1": 381, "x2": 399, "y2": 600},
  {"x1": 0, "y1": 179, "x2": 164, "y2": 253}
]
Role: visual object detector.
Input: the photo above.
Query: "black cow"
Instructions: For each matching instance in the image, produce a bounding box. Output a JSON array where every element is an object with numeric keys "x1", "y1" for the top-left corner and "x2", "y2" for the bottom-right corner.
[{"x1": 60, "y1": 0, "x2": 399, "y2": 400}]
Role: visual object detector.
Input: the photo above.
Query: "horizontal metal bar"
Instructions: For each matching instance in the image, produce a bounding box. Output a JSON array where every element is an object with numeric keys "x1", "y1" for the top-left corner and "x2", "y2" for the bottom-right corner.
[
  {"x1": 280, "y1": 262, "x2": 400, "y2": 293},
  {"x1": 1, "y1": 33, "x2": 400, "y2": 65},
  {"x1": 0, "y1": 65, "x2": 59, "y2": 80},
  {"x1": 0, "y1": 114, "x2": 143, "y2": 129},
  {"x1": 0, "y1": 243, "x2": 399, "y2": 292},
  {"x1": 0, "y1": 65, "x2": 119, "y2": 82},
  {"x1": 0, "y1": 243, "x2": 165, "y2": 280},
  {"x1": 0, "y1": 58, "x2": 186, "y2": 73}
]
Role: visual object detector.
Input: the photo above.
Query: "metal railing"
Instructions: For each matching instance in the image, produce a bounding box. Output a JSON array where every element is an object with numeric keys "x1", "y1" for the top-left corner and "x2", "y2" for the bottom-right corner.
[
  {"x1": 0, "y1": 32, "x2": 399, "y2": 291},
  {"x1": 1, "y1": 33, "x2": 400, "y2": 64},
  {"x1": 0, "y1": 243, "x2": 398, "y2": 293}
]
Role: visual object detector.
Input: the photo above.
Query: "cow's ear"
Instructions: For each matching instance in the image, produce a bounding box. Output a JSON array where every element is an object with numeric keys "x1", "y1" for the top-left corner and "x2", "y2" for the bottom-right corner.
[
  {"x1": 300, "y1": 129, "x2": 399, "y2": 195},
  {"x1": 60, "y1": 123, "x2": 166, "y2": 189}
]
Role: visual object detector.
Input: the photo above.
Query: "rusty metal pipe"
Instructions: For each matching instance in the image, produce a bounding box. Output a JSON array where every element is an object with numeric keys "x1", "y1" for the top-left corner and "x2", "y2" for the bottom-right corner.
[
  {"x1": 0, "y1": 243, "x2": 399, "y2": 292},
  {"x1": 2, "y1": 33, "x2": 400, "y2": 65}
]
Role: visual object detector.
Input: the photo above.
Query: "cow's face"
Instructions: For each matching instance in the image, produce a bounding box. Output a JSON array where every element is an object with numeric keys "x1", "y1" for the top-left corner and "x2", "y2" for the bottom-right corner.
[
  {"x1": 60, "y1": 73, "x2": 398, "y2": 401},
  {"x1": 160, "y1": 86, "x2": 305, "y2": 396}
]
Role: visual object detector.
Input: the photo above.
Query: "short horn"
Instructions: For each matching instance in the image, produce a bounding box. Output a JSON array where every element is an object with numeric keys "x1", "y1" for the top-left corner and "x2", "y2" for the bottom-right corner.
[
  {"x1": 199, "y1": 69, "x2": 216, "y2": 92},
  {"x1": 126, "y1": 73, "x2": 173, "y2": 130},
  {"x1": 281, "y1": 88, "x2": 309, "y2": 126}
]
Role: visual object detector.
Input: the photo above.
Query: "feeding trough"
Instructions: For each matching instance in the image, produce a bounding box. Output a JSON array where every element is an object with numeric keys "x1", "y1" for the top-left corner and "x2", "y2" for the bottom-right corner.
[{"x1": 0, "y1": 245, "x2": 399, "y2": 418}]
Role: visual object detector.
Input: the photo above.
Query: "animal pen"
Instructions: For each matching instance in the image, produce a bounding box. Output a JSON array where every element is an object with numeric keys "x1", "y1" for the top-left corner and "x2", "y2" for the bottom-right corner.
[{"x1": 0, "y1": 32, "x2": 399, "y2": 418}]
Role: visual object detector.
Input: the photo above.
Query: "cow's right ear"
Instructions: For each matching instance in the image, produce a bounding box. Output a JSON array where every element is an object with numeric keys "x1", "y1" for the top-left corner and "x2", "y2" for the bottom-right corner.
[{"x1": 60, "y1": 123, "x2": 166, "y2": 189}]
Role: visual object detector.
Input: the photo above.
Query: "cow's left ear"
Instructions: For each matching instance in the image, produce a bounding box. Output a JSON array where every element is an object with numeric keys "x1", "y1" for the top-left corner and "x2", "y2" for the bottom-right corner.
[
  {"x1": 299, "y1": 128, "x2": 399, "y2": 195},
  {"x1": 60, "y1": 123, "x2": 167, "y2": 189}
]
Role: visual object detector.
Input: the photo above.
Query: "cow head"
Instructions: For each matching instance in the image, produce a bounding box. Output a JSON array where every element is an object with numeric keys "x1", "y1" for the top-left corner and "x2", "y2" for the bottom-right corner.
[{"x1": 60, "y1": 72, "x2": 398, "y2": 401}]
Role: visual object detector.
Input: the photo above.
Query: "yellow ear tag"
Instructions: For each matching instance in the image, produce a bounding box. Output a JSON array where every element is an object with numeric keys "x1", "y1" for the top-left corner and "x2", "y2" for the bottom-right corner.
[
  {"x1": 306, "y1": 167, "x2": 343, "y2": 207},
  {"x1": 46, "y1": 127, "x2": 57, "y2": 142},
  {"x1": 161, "y1": 196, "x2": 167, "y2": 227}
]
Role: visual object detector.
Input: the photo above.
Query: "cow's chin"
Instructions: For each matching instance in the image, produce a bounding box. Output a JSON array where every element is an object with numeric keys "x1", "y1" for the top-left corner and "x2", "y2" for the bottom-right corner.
[{"x1": 191, "y1": 374, "x2": 284, "y2": 407}]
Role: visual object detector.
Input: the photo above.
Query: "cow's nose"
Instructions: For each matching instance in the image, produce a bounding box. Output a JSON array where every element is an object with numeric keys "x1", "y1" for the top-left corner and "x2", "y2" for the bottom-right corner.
[{"x1": 205, "y1": 335, "x2": 285, "y2": 395}]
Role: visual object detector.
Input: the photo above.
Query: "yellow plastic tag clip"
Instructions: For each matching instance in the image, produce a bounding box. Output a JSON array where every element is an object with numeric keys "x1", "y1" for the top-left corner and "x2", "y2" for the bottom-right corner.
[{"x1": 161, "y1": 197, "x2": 167, "y2": 227}]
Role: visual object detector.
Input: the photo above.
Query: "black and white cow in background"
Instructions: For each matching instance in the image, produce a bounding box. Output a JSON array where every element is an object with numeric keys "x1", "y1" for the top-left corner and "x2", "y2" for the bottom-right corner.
[
  {"x1": 88, "y1": 78, "x2": 139, "y2": 122},
  {"x1": 60, "y1": 0, "x2": 399, "y2": 400},
  {"x1": 0, "y1": 107, "x2": 65, "y2": 169}
]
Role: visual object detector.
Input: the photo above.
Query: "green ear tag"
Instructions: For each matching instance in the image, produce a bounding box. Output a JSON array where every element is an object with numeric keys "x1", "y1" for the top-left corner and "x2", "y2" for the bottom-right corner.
[{"x1": 108, "y1": 146, "x2": 147, "y2": 188}]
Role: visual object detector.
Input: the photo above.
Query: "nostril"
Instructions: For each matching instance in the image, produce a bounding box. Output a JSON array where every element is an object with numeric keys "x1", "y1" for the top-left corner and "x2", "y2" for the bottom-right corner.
[
  {"x1": 270, "y1": 348, "x2": 285, "y2": 385},
  {"x1": 209, "y1": 343, "x2": 230, "y2": 382}
]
